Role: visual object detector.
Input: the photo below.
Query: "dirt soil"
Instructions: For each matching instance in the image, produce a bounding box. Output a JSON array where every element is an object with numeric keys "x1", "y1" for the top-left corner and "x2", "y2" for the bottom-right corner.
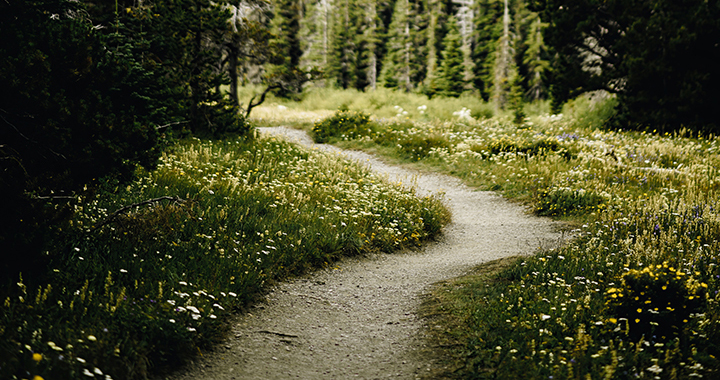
[{"x1": 168, "y1": 127, "x2": 567, "y2": 380}]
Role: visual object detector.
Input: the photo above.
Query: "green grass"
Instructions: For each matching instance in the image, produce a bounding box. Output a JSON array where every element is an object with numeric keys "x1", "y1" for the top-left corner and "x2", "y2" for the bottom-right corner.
[
  {"x1": 0, "y1": 135, "x2": 450, "y2": 380},
  {"x1": 251, "y1": 87, "x2": 720, "y2": 378}
]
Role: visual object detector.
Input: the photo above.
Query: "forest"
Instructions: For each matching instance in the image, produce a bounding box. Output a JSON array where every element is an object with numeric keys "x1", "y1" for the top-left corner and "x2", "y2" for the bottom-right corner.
[{"x1": 2, "y1": 0, "x2": 720, "y2": 378}]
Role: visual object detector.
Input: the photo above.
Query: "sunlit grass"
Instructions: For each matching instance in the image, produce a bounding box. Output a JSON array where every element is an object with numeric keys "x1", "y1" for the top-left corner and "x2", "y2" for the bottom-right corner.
[{"x1": 0, "y1": 135, "x2": 449, "y2": 379}]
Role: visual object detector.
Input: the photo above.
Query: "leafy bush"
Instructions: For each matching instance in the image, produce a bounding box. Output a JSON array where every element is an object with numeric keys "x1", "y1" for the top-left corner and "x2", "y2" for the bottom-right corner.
[
  {"x1": 477, "y1": 136, "x2": 561, "y2": 157},
  {"x1": 311, "y1": 110, "x2": 376, "y2": 143}
]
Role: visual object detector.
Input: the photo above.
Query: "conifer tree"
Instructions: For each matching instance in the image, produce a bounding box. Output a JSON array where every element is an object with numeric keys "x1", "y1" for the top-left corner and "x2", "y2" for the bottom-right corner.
[
  {"x1": 471, "y1": 0, "x2": 504, "y2": 100},
  {"x1": 380, "y1": 0, "x2": 412, "y2": 91},
  {"x1": 327, "y1": 0, "x2": 358, "y2": 88},
  {"x1": 269, "y1": 0, "x2": 304, "y2": 96},
  {"x1": 522, "y1": 14, "x2": 548, "y2": 100},
  {"x1": 438, "y1": 17, "x2": 466, "y2": 97},
  {"x1": 357, "y1": 0, "x2": 381, "y2": 90}
]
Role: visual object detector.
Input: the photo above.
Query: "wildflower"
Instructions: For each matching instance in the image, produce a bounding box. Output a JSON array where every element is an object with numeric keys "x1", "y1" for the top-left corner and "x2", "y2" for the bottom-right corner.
[
  {"x1": 77, "y1": 357, "x2": 87, "y2": 364},
  {"x1": 33, "y1": 353, "x2": 42, "y2": 362},
  {"x1": 179, "y1": 281, "x2": 188, "y2": 286},
  {"x1": 94, "y1": 367, "x2": 103, "y2": 375},
  {"x1": 187, "y1": 327, "x2": 197, "y2": 332},
  {"x1": 169, "y1": 319, "x2": 176, "y2": 323},
  {"x1": 83, "y1": 368, "x2": 95, "y2": 377},
  {"x1": 33, "y1": 376, "x2": 44, "y2": 380},
  {"x1": 541, "y1": 314, "x2": 551, "y2": 320},
  {"x1": 646, "y1": 364, "x2": 663, "y2": 374},
  {"x1": 87, "y1": 335, "x2": 97, "y2": 342}
]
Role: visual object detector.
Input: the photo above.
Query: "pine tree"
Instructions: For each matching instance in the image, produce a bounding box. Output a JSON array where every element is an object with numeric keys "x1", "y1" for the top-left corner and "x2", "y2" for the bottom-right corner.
[
  {"x1": 357, "y1": 0, "x2": 381, "y2": 90},
  {"x1": 522, "y1": 14, "x2": 549, "y2": 101},
  {"x1": 471, "y1": 0, "x2": 504, "y2": 100},
  {"x1": 380, "y1": 0, "x2": 412, "y2": 91},
  {"x1": 438, "y1": 16, "x2": 466, "y2": 97},
  {"x1": 269, "y1": 0, "x2": 304, "y2": 96},
  {"x1": 327, "y1": 0, "x2": 358, "y2": 88}
]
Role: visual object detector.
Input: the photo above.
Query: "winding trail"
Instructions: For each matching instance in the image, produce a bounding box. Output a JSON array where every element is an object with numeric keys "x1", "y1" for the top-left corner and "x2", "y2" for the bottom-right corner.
[{"x1": 171, "y1": 127, "x2": 565, "y2": 379}]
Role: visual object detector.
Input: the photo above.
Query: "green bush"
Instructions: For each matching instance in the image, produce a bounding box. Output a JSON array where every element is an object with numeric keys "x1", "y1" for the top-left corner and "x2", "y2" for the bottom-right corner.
[
  {"x1": 311, "y1": 110, "x2": 376, "y2": 143},
  {"x1": 605, "y1": 263, "x2": 707, "y2": 342},
  {"x1": 475, "y1": 136, "x2": 561, "y2": 157}
]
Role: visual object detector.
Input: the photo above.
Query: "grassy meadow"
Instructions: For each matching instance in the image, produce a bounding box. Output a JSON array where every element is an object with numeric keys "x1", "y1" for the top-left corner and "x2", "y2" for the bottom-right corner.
[
  {"x1": 0, "y1": 136, "x2": 449, "y2": 379},
  {"x1": 245, "y1": 85, "x2": 720, "y2": 379}
]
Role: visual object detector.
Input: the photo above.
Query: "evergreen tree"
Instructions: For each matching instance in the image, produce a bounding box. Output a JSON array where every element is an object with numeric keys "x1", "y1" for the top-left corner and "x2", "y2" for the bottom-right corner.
[
  {"x1": 269, "y1": 0, "x2": 305, "y2": 96},
  {"x1": 0, "y1": 0, "x2": 162, "y2": 275},
  {"x1": 532, "y1": 0, "x2": 720, "y2": 132},
  {"x1": 422, "y1": 0, "x2": 442, "y2": 97},
  {"x1": 356, "y1": 0, "x2": 382, "y2": 90},
  {"x1": 438, "y1": 17, "x2": 466, "y2": 97},
  {"x1": 471, "y1": 0, "x2": 504, "y2": 99},
  {"x1": 522, "y1": 14, "x2": 548, "y2": 100},
  {"x1": 327, "y1": 0, "x2": 358, "y2": 88},
  {"x1": 380, "y1": 0, "x2": 413, "y2": 91}
]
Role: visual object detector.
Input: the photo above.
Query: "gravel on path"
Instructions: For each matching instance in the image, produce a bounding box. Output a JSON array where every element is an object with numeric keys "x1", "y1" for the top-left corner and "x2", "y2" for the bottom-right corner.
[{"x1": 168, "y1": 127, "x2": 566, "y2": 380}]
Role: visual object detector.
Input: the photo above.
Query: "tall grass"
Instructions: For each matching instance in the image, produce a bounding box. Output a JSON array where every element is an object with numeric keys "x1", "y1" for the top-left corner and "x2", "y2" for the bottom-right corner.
[
  {"x1": 258, "y1": 88, "x2": 720, "y2": 378},
  {"x1": 0, "y1": 136, "x2": 449, "y2": 380}
]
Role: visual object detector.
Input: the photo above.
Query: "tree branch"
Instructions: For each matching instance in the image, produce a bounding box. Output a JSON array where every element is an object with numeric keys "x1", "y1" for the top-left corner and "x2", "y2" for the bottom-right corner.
[
  {"x1": 156, "y1": 120, "x2": 189, "y2": 131},
  {"x1": 245, "y1": 84, "x2": 283, "y2": 118}
]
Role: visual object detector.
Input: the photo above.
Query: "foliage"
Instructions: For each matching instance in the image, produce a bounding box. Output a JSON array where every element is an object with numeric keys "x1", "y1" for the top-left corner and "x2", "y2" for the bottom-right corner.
[
  {"x1": 531, "y1": 0, "x2": 720, "y2": 132},
  {"x1": 0, "y1": 0, "x2": 162, "y2": 277},
  {"x1": 438, "y1": 17, "x2": 466, "y2": 98},
  {"x1": 0, "y1": 136, "x2": 450, "y2": 379},
  {"x1": 606, "y1": 264, "x2": 708, "y2": 342},
  {"x1": 311, "y1": 110, "x2": 376, "y2": 142}
]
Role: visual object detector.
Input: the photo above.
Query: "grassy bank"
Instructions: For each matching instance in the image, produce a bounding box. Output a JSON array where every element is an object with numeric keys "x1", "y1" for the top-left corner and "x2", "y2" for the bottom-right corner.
[
  {"x1": 254, "y1": 87, "x2": 720, "y2": 378},
  {"x1": 0, "y1": 135, "x2": 449, "y2": 380}
]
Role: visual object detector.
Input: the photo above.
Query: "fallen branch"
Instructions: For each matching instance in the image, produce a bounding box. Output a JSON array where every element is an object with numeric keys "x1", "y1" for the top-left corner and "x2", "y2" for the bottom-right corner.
[{"x1": 90, "y1": 196, "x2": 186, "y2": 232}]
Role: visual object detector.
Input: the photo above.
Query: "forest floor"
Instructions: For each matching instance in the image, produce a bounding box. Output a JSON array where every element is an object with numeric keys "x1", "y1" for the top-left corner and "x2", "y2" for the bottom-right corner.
[{"x1": 167, "y1": 126, "x2": 566, "y2": 379}]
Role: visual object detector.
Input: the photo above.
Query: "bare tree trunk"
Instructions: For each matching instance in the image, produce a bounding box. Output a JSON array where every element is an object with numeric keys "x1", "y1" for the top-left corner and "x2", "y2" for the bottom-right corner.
[
  {"x1": 403, "y1": 0, "x2": 411, "y2": 92},
  {"x1": 493, "y1": 0, "x2": 511, "y2": 111}
]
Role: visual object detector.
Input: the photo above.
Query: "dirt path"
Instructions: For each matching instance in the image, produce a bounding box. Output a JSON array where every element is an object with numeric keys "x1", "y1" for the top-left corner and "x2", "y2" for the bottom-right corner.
[{"x1": 169, "y1": 127, "x2": 565, "y2": 380}]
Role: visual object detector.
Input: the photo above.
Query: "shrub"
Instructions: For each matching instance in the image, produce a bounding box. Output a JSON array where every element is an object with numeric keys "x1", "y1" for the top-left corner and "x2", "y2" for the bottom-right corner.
[
  {"x1": 311, "y1": 110, "x2": 376, "y2": 143},
  {"x1": 605, "y1": 263, "x2": 707, "y2": 342}
]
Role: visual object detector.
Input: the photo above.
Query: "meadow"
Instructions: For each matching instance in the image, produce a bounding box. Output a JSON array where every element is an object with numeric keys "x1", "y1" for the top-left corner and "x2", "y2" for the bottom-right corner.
[
  {"x1": 0, "y1": 136, "x2": 449, "y2": 379},
  {"x1": 244, "y1": 85, "x2": 720, "y2": 379}
]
